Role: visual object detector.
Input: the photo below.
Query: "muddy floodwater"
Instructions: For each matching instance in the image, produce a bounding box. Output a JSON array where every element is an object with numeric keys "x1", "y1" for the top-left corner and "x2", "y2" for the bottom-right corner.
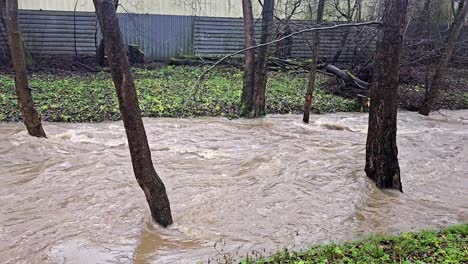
[{"x1": 1, "y1": 111, "x2": 467, "y2": 263}]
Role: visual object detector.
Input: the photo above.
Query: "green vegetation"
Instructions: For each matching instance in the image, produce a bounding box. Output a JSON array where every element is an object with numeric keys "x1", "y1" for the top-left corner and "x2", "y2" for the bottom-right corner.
[
  {"x1": 244, "y1": 224, "x2": 468, "y2": 264},
  {"x1": 0, "y1": 66, "x2": 358, "y2": 122}
]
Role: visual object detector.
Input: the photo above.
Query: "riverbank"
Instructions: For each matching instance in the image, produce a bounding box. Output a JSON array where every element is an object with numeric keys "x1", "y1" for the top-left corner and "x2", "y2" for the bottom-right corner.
[
  {"x1": 0, "y1": 66, "x2": 358, "y2": 122},
  {"x1": 246, "y1": 224, "x2": 467, "y2": 264},
  {"x1": 1, "y1": 65, "x2": 467, "y2": 122}
]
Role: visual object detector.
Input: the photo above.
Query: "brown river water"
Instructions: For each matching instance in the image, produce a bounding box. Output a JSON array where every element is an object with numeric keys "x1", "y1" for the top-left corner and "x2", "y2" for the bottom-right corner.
[{"x1": 1, "y1": 111, "x2": 467, "y2": 264}]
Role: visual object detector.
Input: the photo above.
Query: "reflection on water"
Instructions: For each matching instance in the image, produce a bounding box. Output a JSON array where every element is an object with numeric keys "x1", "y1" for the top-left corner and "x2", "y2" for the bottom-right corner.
[{"x1": 1, "y1": 111, "x2": 467, "y2": 263}]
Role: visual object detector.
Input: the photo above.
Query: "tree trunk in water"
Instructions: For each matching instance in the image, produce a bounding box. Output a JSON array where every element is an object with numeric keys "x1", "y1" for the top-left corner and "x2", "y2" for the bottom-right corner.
[
  {"x1": 93, "y1": 0, "x2": 173, "y2": 227},
  {"x1": 418, "y1": 1, "x2": 468, "y2": 116},
  {"x1": 303, "y1": 0, "x2": 325, "y2": 123},
  {"x1": 240, "y1": 0, "x2": 256, "y2": 117},
  {"x1": 365, "y1": 0, "x2": 408, "y2": 192},
  {"x1": 4, "y1": 0, "x2": 46, "y2": 138},
  {"x1": 251, "y1": 0, "x2": 274, "y2": 118}
]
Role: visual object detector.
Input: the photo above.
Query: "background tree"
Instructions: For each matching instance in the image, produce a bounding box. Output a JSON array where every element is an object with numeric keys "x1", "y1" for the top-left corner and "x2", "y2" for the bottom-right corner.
[
  {"x1": 251, "y1": 0, "x2": 275, "y2": 118},
  {"x1": 93, "y1": 0, "x2": 173, "y2": 227},
  {"x1": 1, "y1": 0, "x2": 46, "y2": 138},
  {"x1": 330, "y1": 0, "x2": 362, "y2": 63},
  {"x1": 365, "y1": 0, "x2": 408, "y2": 192},
  {"x1": 418, "y1": 0, "x2": 467, "y2": 116},
  {"x1": 274, "y1": 0, "x2": 302, "y2": 58},
  {"x1": 240, "y1": 0, "x2": 256, "y2": 117},
  {"x1": 302, "y1": 0, "x2": 325, "y2": 123}
]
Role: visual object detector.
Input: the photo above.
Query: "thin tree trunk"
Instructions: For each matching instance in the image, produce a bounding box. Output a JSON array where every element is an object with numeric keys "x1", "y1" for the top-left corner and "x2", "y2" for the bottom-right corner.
[
  {"x1": 331, "y1": 29, "x2": 351, "y2": 63},
  {"x1": 418, "y1": 1, "x2": 468, "y2": 116},
  {"x1": 251, "y1": 0, "x2": 274, "y2": 118},
  {"x1": 303, "y1": 0, "x2": 325, "y2": 123},
  {"x1": 365, "y1": 0, "x2": 408, "y2": 192},
  {"x1": 4, "y1": 0, "x2": 46, "y2": 138},
  {"x1": 356, "y1": 0, "x2": 362, "y2": 21},
  {"x1": 93, "y1": 0, "x2": 173, "y2": 227},
  {"x1": 240, "y1": 0, "x2": 256, "y2": 117}
]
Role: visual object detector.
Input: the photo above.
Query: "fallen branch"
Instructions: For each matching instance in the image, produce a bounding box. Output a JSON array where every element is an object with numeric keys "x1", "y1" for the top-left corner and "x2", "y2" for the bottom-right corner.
[{"x1": 324, "y1": 64, "x2": 369, "y2": 89}]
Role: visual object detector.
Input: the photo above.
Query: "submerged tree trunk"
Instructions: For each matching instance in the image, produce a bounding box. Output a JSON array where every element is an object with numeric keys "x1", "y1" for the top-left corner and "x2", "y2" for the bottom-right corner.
[
  {"x1": 418, "y1": 1, "x2": 468, "y2": 116},
  {"x1": 251, "y1": 0, "x2": 274, "y2": 118},
  {"x1": 303, "y1": 0, "x2": 325, "y2": 123},
  {"x1": 93, "y1": 0, "x2": 173, "y2": 227},
  {"x1": 365, "y1": 0, "x2": 408, "y2": 192},
  {"x1": 240, "y1": 0, "x2": 256, "y2": 117},
  {"x1": 4, "y1": 0, "x2": 46, "y2": 138}
]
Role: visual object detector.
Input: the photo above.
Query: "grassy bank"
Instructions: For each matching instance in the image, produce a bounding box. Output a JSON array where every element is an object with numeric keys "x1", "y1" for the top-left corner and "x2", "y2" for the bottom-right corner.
[
  {"x1": 0, "y1": 66, "x2": 358, "y2": 122},
  {"x1": 244, "y1": 224, "x2": 467, "y2": 264}
]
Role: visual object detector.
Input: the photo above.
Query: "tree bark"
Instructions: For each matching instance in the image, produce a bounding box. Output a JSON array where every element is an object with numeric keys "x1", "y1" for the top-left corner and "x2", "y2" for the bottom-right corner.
[
  {"x1": 302, "y1": 0, "x2": 325, "y2": 123},
  {"x1": 418, "y1": 1, "x2": 468, "y2": 116},
  {"x1": 365, "y1": 0, "x2": 408, "y2": 192},
  {"x1": 93, "y1": 0, "x2": 173, "y2": 227},
  {"x1": 251, "y1": 0, "x2": 274, "y2": 118},
  {"x1": 240, "y1": 0, "x2": 256, "y2": 117},
  {"x1": 95, "y1": 0, "x2": 118, "y2": 66},
  {"x1": 4, "y1": 0, "x2": 46, "y2": 138}
]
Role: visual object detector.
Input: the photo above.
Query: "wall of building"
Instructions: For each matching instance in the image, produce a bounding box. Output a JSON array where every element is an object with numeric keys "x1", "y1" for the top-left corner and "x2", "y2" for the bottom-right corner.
[{"x1": 18, "y1": 0, "x2": 262, "y2": 17}]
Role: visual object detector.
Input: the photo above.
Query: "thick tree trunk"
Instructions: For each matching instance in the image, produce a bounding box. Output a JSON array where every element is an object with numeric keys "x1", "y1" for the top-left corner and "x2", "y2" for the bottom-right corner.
[
  {"x1": 95, "y1": 0, "x2": 118, "y2": 66},
  {"x1": 93, "y1": 0, "x2": 173, "y2": 227},
  {"x1": 418, "y1": 1, "x2": 468, "y2": 116},
  {"x1": 4, "y1": 0, "x2": 46, "y2": 138},
  {"x1": 240, "y1": 0, "x2": 256, "y2": 117},
  {"x1": 251, "y1": 0, "x2": 274, "y2": 118},
  {"x1": 365, "y1": 0, "x2": 408, "y2": 192},
  {"x1": 302, "y1": 0, "x2": 325, "y2": 123}
]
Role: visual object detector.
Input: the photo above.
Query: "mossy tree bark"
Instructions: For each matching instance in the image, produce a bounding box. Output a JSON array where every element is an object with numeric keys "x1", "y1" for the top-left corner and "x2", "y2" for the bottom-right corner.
[
  {"x1": 251, "y1": 0, "x2": 274, "y2": 118},
  {"x1": 240, "y1": 0, "x2": 256, "y2": 117},
  {"x1": 93, "y1": 0, "x2": 173, "y2": 227},
  {"x1": 302, "y1": 0, "x2": 325, "y2": 123},
  {"x1": 418, "y1": 1, "x2": 468, "y2": 116},
  {"x1": 3, "y1": 0, "x2": 46, "y2": 138},
  {"x1": 365, "y1": 0, "x2": 408, "y2": 192}
]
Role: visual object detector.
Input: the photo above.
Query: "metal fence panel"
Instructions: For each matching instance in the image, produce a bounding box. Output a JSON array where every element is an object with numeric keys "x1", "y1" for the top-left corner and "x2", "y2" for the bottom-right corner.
[
  {"x1": 0, "y1": 10, "x2": 97, "y2": 56},
  {"x1": 193, "y1": 16, "x2": 377, "y2": 62},
  {"x1": 116, "y1": 13, "x2": 193, "y2": 60}
]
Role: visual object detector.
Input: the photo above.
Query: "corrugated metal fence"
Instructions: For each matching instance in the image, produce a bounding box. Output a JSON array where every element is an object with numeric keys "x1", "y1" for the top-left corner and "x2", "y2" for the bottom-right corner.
[
  {"x1": 0, "y1": 10, "x2": 96, "y2": 56},
  {"x1": 0, "y1": 9, "x2": 376, "y2": 61},
  {"x1": 116, "y1": 13, "x2": 193, "y2": 60},
  {"x1": 193, "y1": 17, "x2": 377, "y2": 61}
]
